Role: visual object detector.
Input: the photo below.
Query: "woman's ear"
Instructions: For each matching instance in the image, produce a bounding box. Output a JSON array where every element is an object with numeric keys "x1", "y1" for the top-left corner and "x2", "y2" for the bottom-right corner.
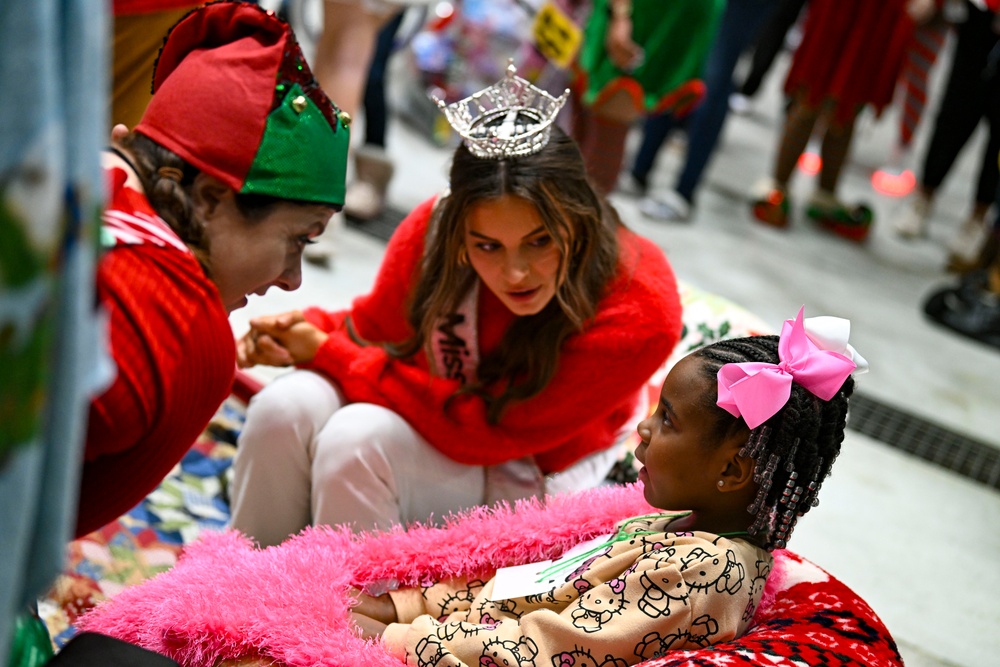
[{"x1": 191, "y1": 173, "x2": 233, "y2": 223}]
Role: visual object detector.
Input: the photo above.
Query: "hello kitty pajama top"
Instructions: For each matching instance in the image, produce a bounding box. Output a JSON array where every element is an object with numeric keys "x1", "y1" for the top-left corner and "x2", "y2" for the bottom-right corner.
[{"x1": 382, "y1": 514, "x2": 773, "y2": 666}]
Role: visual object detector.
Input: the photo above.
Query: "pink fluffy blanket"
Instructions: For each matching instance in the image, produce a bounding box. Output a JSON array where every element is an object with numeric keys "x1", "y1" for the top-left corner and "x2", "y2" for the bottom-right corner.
[{"x1": 78, "y1": 484, "x2": 902, "y2": 667}]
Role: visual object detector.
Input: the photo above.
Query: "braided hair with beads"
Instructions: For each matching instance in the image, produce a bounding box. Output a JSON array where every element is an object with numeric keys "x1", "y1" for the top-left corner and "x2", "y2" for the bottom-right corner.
[{"x1": 694, "y1": 335, "x2": 855, "y2": 550}]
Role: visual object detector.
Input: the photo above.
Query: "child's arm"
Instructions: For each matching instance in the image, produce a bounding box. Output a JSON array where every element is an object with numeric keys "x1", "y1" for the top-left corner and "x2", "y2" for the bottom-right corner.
[
  {"x1": 350, "y1": 589, "x2": 398, "y2": 625},
  {"x1": 351, "y1": 612, "x2": 388, "y2": 641},
  {"x1": 387, "y1": 576, "x2": 489, "y2": 624},
  {"x1": 383, "y1": 537, "x2": 763, "y2": 665},
  {"x1": 350, "y1": 575, "x2": 490, "y2": 635}
]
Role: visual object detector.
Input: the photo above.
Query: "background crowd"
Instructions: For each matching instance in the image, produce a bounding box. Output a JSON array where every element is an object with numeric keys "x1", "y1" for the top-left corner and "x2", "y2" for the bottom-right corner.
[
  {"x1": 2, "y1": 0, "x2": 999, "y2": 665},
  {"x1": 271, "y1": 0, "x2": 1000, "y2": 344}
]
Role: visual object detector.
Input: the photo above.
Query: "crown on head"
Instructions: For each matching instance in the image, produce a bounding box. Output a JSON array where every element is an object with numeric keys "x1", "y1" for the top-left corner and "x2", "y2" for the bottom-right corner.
[{"x1": 433, "y1": 60, "x2": 569, "y2": 160}]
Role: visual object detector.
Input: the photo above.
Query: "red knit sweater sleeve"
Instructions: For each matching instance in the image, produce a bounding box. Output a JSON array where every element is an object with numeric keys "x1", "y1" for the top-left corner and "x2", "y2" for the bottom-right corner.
[
  {"x1": 305, "y1": 220, "x2": 682, "y2": 472},
  {"x1": 78, "y1": 244, "x2": 235, "y2": 536}
]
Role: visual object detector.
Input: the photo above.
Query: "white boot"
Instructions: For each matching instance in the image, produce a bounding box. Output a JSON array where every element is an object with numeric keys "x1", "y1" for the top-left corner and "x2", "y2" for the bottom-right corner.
[{"x1": 343, "y1": 145, "x2": 394, "y2": 222}]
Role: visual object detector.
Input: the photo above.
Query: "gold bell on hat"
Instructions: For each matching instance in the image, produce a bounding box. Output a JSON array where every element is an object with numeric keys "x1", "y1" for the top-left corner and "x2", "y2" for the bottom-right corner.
[
  {"x1": 291, "y1": 95, "x2": 308, "y2": 113},
  {"x1": 337, "y1": 110, "x2": 352, "y2": 128}
]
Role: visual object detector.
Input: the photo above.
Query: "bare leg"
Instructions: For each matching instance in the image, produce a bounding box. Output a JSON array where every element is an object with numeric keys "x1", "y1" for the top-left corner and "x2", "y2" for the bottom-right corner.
[
  {"x1": 750, "y1": 95, "x2": 820, "y2": 227},
  {"x1": 774, "y1": 96, "x2": 821, "y2": 188},
  {"x1": 817, "y1": 110, "x2": 858, "y2": 195},
  {"x1": 804, "y1": 107, "x2": 874, "y2": 242},
  {"x1": 312, "y1": 2, "x2": 396, "y2": 117}
]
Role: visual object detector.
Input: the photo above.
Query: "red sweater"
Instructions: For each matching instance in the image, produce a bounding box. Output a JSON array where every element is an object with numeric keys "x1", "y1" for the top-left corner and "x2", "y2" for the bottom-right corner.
[
  {"x1": 302, "y1": 197, "x2": 682, "y2": 474},
  {"x1": 77, "y1": 168, "x2": 235, "y2": 537}
]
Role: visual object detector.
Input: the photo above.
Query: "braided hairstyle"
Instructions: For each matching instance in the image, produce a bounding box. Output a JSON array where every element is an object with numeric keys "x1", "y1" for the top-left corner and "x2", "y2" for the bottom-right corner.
[{"x1": 694, "y1": 335, "x2": 854, "y2": 550}]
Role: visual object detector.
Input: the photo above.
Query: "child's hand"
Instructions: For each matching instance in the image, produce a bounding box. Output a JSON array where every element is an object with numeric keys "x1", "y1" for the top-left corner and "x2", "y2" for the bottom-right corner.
[
  {"x1": 236, "y1": 311, "x2": 298, "y2": 368},
  {"x1": 351, "y1": 611, "x2": 388, "y2": 640},
  {"x1": 350, "y1": 587, "x2": 398, "y2": 625},
  {"x1": 605, "y1": 12, "x2": 643, "y2": 72}
]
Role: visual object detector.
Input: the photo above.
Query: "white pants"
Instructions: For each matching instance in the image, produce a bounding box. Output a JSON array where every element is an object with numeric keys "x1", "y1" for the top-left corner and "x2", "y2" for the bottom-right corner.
[{"x1": 229, "y1": 370, "x2": 620, "y2": 546}]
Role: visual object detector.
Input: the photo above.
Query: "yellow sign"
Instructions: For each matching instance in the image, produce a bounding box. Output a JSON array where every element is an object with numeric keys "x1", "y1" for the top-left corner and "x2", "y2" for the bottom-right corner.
[{"x1": 532, "y1": 2, "x2": 582, "y2": 69}]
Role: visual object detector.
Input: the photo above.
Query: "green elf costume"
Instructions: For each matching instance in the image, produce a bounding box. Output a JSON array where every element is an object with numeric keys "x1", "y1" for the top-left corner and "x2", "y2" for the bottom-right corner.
[{"x1": 571, "y1": 0, "x2": 725, "y2": 194}]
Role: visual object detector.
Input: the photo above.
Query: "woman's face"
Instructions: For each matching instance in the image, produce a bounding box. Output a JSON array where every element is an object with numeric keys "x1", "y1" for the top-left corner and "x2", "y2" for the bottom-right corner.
[
  {"x1": 201, "y1": 192, "x2": 333, "y2": 312},
  {"x1": 634, "y1": 355, "x2": 734, "y2": 512},
  {"x1": 464, "y1": 195, "x2": 563, "y2": 316}
]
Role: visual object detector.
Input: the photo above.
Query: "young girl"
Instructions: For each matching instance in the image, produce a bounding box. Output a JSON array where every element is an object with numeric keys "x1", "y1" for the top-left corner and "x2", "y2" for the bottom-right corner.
[
  {"x1": 751, "y1": 0, "x2": 928, "y2": 241},
  {"x1": 229, "y1": 64, "x2": 684, "y2": 546},
  {"x1": 348, "y1": 308, "x2": 865, "y2": 665}
]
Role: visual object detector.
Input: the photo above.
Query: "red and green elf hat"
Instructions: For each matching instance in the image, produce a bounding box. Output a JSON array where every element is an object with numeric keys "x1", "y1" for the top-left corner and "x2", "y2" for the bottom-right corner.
[{"x1": 136, "y1": 1, "x2": 349, "y2": 207}]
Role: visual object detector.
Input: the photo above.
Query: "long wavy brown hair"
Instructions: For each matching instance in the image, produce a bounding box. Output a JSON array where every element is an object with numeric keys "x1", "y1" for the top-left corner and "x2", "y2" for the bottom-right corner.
[{"x1": 385, "y1": 126, "x2": 621, "y2": 423}]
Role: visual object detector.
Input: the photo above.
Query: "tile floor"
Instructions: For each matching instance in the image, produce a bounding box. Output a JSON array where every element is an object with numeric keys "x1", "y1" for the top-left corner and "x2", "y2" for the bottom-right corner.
[{"x1": 231, "y1": 49, "x2": 1000, "y2": 667}]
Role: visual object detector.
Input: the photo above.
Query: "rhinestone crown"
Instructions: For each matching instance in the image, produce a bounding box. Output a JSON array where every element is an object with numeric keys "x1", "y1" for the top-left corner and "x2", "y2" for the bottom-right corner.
[{"x1": 434, "y1": 61, "x2": 569, "y2": 160}]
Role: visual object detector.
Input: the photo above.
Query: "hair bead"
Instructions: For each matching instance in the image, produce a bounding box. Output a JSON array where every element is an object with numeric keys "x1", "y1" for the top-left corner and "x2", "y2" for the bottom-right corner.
[{"x1": 785, "y1": 438, "x2": 799, "y2": 471}]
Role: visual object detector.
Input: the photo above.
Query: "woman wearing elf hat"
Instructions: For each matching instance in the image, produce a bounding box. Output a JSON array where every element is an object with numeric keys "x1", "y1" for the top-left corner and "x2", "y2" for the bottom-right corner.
[
  {"x1": 76, "y1": 1, "x2": 351, "y2": 538},
  {"x1": 230, "y1": 63, "x2": 684, "y2": 547}
]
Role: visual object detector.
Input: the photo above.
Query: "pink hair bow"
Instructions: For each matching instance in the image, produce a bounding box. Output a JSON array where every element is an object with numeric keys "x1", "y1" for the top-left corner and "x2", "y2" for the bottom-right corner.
[{"x1": 716, "y1": 307, "x2": 863, "y2": 429}]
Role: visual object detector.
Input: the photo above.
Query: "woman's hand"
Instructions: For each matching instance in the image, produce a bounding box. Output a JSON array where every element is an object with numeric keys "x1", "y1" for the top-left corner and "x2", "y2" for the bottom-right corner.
[
  {"x1": 350, "y1": 588, "x2": 398, "y2": 625},
  {"x1": 236, "y1": 310, "x2": 328, "y2": 368}
]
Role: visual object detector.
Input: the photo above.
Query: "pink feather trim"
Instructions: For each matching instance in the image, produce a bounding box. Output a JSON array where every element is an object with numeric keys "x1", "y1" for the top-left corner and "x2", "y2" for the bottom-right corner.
[{"x1": 79, "y1": 484, "x2": 656, "y2": 666}]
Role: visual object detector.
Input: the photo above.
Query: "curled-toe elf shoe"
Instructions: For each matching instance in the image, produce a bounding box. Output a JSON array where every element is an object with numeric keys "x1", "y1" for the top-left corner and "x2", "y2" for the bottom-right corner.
[
  {"x1": 750, "y1": 180, "x2": 790, "y2": 228},
  {"x1": 806, "y1": 195, "x2": 874, "y2": 243}
]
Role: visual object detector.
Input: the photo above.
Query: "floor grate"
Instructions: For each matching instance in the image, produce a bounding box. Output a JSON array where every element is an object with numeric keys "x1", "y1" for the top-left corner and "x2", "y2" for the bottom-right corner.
[{"x1": 848, "y1": 392, "x2": 1000, "y2": 490}]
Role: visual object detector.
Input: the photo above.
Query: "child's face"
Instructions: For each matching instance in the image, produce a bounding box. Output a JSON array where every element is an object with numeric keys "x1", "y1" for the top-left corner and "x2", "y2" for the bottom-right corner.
[{"x1": 634, "y1": 355, "x2": 735, "y2": 513}]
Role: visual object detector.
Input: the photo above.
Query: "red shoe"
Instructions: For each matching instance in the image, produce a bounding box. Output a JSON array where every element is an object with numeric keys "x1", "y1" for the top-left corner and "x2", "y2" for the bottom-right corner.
[{"x1": 751, "y1": 188, "x2": 790, "y2": 228}]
